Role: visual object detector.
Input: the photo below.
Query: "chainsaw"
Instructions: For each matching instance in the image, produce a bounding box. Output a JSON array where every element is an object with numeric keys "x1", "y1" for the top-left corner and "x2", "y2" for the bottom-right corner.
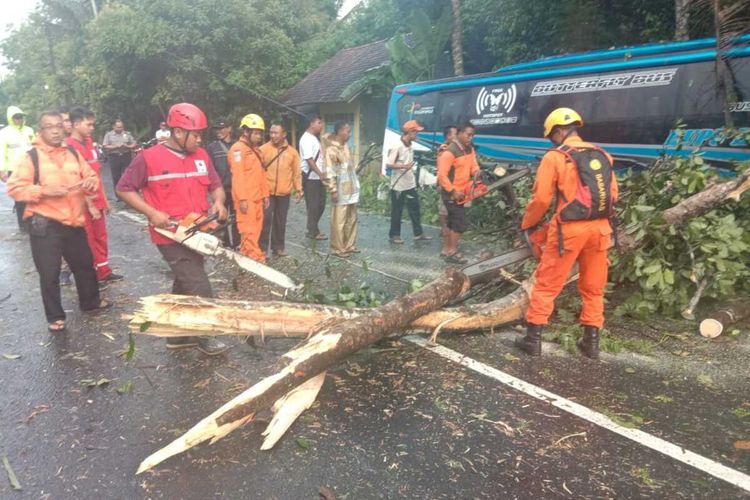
[
  {"x1": 459, "y1": 223, "x2": 548, "y2": 285},
  {"x1": 458, "y1": 166, "x2": 530, "y2": 205},
  {"x1": 153, "y1": 213, "x2": 300, "y2": 290}
]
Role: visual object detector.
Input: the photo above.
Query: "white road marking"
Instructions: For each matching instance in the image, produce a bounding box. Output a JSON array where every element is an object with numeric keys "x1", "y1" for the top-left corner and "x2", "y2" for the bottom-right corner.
[{"x1": 404, "y1": 335, "x2": 750, "y2": 493}]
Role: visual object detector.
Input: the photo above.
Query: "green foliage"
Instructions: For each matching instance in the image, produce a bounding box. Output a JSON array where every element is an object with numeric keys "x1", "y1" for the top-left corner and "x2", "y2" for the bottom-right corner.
[{"x1": 612, "y1": 130, "x2": 750, "y2": 318}]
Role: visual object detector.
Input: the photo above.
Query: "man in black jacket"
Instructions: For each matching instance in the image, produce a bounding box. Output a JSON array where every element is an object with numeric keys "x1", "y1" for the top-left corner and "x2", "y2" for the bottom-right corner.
[{"x1": 207, "y1": 118, "x2": 240, "y2": 248}]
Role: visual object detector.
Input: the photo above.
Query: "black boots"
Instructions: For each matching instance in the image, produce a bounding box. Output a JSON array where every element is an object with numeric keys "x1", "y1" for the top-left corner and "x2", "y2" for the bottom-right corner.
[
  {"x1": 577, "y1": 325, "x2": 600, "y2": 359},
  {"x1": 516, "y1": 324, "x2": 543, "y2": 356}
]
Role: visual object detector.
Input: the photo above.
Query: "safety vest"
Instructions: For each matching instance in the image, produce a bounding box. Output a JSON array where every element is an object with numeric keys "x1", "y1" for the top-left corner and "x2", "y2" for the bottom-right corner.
[{"x1": 142, "y1": 144, "x2": 212, "y2": 244}]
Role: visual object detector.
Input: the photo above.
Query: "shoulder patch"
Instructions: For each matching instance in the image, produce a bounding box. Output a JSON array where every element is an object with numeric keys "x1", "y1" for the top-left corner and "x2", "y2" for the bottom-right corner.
[{"x1": 233, "y1": 151, "x2": 241, "y2": 163}]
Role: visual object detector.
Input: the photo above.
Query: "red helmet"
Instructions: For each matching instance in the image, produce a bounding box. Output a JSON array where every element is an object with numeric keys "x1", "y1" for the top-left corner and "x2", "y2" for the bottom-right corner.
[{"x1": 166, "y1": 103, "x2": 208, "y2": 131}]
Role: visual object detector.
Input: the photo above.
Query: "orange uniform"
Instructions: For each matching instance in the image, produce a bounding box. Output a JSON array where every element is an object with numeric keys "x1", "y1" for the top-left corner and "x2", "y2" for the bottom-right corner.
[
  {"x1": 227, "y1": 137, "x2": 269, "y2": 263},
  {"x1": 437, "y1": 142, "x2": 480, "y2": 195},
  {"x1": 7, "y1": 139, "x2": 99, "y2": 226},
  {"x1": 522, "y1": 136, "x2": 618, "y2": 328}
]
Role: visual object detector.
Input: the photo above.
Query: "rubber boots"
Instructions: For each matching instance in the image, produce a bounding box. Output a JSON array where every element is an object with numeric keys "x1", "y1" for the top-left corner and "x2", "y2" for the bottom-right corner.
[
  {"x1": 515, "y1": 324, "x2": 543, "y2": 356},
  {"x1": 577, "y1": 325, "x2": 600, "y2": 359}
]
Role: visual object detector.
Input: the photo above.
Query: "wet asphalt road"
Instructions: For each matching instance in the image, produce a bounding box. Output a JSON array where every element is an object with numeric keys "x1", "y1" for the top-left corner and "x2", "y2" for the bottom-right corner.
[{"x1": 0, "y1": 174, "x2": 749, "y2": 499}]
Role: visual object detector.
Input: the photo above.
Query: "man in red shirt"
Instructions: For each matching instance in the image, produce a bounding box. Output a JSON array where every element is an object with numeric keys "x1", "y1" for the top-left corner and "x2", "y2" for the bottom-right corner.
[
  {"x1": 116, "y1": 102, "x2": 228, "y2": 355},
  {"x1": 67, "y1": 107, "x2": 123, "y2": 283}
]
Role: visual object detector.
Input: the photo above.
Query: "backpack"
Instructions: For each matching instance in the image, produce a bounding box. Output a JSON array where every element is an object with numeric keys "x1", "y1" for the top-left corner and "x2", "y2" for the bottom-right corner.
[
  {"x1": 553, "y1": 144, "x2": 614, "y2": 221},
  {"x1": 28, "y1": 145, "x2": 79, "y2": 185}
]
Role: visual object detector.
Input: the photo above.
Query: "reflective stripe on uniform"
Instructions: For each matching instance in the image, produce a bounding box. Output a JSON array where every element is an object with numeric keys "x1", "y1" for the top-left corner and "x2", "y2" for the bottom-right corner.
[{"x1": 146, "y1": 171, "x2": 208, "y2": 182}]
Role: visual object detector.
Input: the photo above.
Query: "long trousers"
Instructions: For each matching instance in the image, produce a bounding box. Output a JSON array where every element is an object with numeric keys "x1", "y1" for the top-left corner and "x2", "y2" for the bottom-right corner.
[
  {"x1": 303, "y1": 177, "x2": 326, "y2": 237},
  {"x1": 389, "y1": 188, "x2": 423, "y2": 238},
  {"x1": 330, "y1": 203, "x2": 358, "y2": 254},
  {"x1": 108, "y1": 154, "x2": 132, "y2": 194},
  {"x1": 525, "y1": 221, "x2": 612, "y2": 329},
  {"x1": 223, "y1": 194, "x2": 241, "y2": 249},
  {"x1": 83, "y1": 212, "x2": 113, "y2": 280},
  {"x1": 29, "y1": 219, "x2": 100, "y2": 322},
  {"x1": 237, "y1": 200, "x2": 266, "y2": 263},
  {"x1": 157, "y1": 244, "x2": 213, "y2": 298},
  {"x1": 259, "y1": 195, "x2": 291, "y2": 254}
]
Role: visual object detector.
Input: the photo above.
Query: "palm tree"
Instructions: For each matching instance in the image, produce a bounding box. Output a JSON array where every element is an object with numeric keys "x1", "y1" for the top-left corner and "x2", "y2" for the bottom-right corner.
[{"x1": 450, "y1": 0, "x2": 465, "y2": 76}]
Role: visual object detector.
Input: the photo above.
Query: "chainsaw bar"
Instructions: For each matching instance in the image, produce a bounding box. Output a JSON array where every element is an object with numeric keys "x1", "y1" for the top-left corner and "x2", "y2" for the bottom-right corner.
[
  {"x1": 460, "y1": 246, "x2": 532, "y2": 285},
  {"x1": 460, "y1": 168, "x2": 530, "y2": 205}
]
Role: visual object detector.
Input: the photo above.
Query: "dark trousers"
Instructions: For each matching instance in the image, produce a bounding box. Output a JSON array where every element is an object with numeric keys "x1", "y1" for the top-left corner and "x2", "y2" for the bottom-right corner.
[
  {"x1": 157, "y1": 244, "x2": 213, "y2": 298},
  {"x1": 108, "y1": 154, "x2": 132, "y2": 193},
  {"x1": 260, "y1": 194, "x2": 291, "y2": 254},
  {"x1": 29, "y1": 219, "x2": 101, "y2": 322},
  {"x1": 223, "y1": 193, "x2": 241, "y2": 249},
  {"x1": 389, "y1": 188, "x2": 424, "y2": 238},
  {"x1": 14, "y1": 201, "x2": 26, "y2": 230},
  {"x1": 303, "y1": 177, "x2": 326, "y2": 237}
]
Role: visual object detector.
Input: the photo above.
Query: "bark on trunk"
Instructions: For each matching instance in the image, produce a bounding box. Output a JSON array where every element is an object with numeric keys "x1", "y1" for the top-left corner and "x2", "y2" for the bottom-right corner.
[
  {"x1": 137, "y1": 269, "x2": 469, "y2": 473},
  {"x1": 450, "y1": 0, "x2": 464, "y2": 76},
  {"x1": 699, "y1": 302, "x2": 750, "y2": 338},
  {"x1": 675, "y1": 0, "x2": 691, "y2": 40}
]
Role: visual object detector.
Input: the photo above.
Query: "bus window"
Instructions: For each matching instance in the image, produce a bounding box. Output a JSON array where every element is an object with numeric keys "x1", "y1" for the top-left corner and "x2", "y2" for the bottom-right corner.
[
  {"x1": 438, "y1": 90, "x2": 470, "y2": 127},
  {"x1": 677, "y1": 60, "x2": 722, "y2": 121}
]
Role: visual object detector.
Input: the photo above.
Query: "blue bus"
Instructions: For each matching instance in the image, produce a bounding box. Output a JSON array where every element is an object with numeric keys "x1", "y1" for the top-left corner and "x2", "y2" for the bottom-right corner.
[{"x1": 383, "y1": 35, "x2": 750, "y2": 171}]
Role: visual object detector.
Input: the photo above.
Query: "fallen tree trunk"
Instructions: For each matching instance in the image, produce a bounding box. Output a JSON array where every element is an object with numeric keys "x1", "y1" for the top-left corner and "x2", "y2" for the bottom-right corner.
[
  {"x1": 137, "y1": 268, "x2": 469, "y2": 473},
  {"x1": 699, "y1": 302, "x2": 750, "y2": 338},
  {"x1": 133, "y1": 166, "x2": 749, "y2": 338}
]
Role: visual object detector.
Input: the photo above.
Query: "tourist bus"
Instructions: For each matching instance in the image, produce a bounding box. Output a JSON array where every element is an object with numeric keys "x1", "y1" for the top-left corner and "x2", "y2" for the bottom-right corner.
[{"x1": 382, "y1": 35, "x2": 750, "y2": 172}]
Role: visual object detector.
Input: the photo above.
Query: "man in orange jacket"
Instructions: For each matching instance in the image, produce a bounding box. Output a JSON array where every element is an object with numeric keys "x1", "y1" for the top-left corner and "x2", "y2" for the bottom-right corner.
[
  {"x1": 7, "y1": 111, "x2": 109, "y2": 332},
  {"x1": 437, "y1": 123, "x2": 480, "y2": 264},
  {"x1": 259, "y1": 121, "x2": 302, "y2": 258},
  {"x1": 516, "y1": 108, "x2": 618, "y2": 359},
  {"x1": 228, "y1": 114, "x2": 269, "y2": 263}
]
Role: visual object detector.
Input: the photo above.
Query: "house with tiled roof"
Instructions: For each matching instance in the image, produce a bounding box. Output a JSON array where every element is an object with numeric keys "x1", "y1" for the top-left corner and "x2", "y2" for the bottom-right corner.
[{"x1": 283, "y1": 39, "x2": 391, "y2": 163}]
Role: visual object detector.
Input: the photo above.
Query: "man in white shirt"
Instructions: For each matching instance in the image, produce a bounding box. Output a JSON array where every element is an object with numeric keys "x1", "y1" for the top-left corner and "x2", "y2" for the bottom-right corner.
[
  {"x1": 386, "y1": 120, "x2": 432, "y2": 244},
  {"x1": 155, "y1": 122, "x2": 171, "y2": 143},
  {"x1": 299, "y1": 115, "x2": 328, "y2": 240}
]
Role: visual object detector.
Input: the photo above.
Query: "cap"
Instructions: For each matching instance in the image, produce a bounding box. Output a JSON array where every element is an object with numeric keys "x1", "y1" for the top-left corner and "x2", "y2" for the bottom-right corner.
[
  {"x1": 213, "y1": 118, "x2": 230, "y2": 128},
  {"x1": 159, "y1": 121, "x2": 167, "y2": 127},
  {"x1": 402, "y1": 120, "x2": 424, "y2": 133}
]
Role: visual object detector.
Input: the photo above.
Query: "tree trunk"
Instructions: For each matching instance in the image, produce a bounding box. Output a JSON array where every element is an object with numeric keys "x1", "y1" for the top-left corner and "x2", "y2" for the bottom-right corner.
[
  {"x1": 137, "y1": 268, "x2": 469, "y2": 473},
  {"x1": 699, "y1": 302, "x2": 750, "y2": 338},
  {"x1": 132, "y1": 166, "x2": 750, "y2": 338},
  {"x1": 713, "y1": 0, "x2": 735, "y2": 128},
  {"x1": 450, "y1": 0, "x2": 464, "y2": 76},
  {"x1": 675, "y1": 0, "x2": 691, "y2": 40}
]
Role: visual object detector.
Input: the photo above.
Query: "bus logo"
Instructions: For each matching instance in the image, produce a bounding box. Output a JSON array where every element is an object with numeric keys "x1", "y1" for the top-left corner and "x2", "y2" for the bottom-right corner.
[{"x1": 476, "y1": 85, "x2": 517, "y2": 116}]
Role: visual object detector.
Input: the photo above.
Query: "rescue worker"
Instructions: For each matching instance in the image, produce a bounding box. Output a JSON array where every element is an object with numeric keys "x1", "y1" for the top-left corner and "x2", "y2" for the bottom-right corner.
[
  {"x1": 437, "y1": 123, "x2": 481, "y2": 264},
  {"x1": 207, "y1": 118, "x2": 240, "y2": 248},
  {"x1": 437, "y1": 125, "x2": 458, "y2": 240},
  {"x1": 325, "y1": 122, "x2": 360, "y2": 257},
  {"x1": 0, "y1": 106, "x2": 35, "y2": 230},
  {"x1": 116, "y1": 102, "x2": 228, "y2": 355},
  {"x1": 7, "y1": 111, "x2": 109, "y2": 332},
  {"x1": 516, "y1": 108, "x2": 618, "y2": 359},
  {"x1": 67, "y1": 106, "x2": 123, "y2": 283},
  {"x1": 227, "y1": 114, "x2": 269, "y2": 263},
  {"x1": 259, "y1": 121, "x2": 302, "y2": 258}
]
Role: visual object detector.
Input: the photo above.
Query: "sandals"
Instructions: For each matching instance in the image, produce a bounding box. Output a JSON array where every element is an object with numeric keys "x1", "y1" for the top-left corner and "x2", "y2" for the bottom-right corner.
[
  {"x1": 48, "y1": 320, "x2": 66, "y2": 332},
  {"x1": 444, "y1": 253, "x2": 469, "y2": 264},
  {"x1": 84, "y1": 299, "x2": 113, "y2": 314}
]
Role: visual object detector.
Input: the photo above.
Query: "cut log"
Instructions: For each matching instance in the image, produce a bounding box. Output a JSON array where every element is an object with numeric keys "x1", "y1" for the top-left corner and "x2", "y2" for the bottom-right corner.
[
  {"x1": 136, "y1": 268, "x2": 469, "y2": 473},
  {"x1": 699, "y1": 302, "x2": 750, "y2": 338}
]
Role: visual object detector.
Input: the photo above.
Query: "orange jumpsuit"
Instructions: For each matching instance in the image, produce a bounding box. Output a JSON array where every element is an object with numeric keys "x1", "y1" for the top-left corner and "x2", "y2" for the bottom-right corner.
[
  {"x1": 227, "y1": 137, "x2": 269, "y2": 263},
  {"x1": 521, "y1": 136, "x2": 618, "y2": 328}
]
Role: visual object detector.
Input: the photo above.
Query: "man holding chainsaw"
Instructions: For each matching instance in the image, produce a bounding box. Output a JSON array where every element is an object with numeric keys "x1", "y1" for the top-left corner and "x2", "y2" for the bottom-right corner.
[
  {"x1": 437, "y1": 123, "x2": 480, "y2": 264},
  {"x1": 516, "y1": 108, "x2": 618, "y2": 360},
  {"x1": 227, "y1": 114, "x2": 269, "y2": 264},
  {"x1": 116, "y1": 102, "x2": 228, "y2": 354}
]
